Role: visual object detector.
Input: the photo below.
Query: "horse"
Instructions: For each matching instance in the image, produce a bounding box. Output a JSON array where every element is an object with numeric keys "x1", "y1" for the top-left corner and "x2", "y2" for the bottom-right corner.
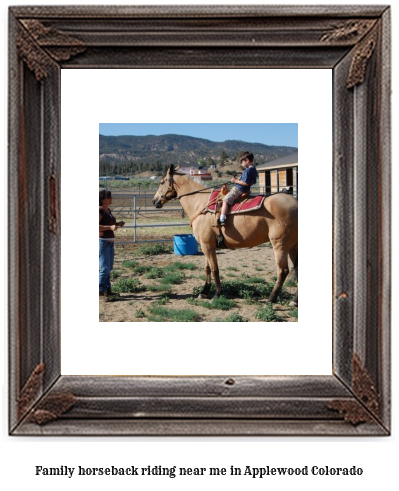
[{"x1": 152, "y1": 164, "x2": 298, "y2": 305}]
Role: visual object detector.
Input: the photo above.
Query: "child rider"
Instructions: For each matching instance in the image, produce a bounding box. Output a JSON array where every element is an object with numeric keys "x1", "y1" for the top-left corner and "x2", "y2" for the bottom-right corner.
[{"x1": 219, "y1": 151, "x2": 258, "y2": 226}]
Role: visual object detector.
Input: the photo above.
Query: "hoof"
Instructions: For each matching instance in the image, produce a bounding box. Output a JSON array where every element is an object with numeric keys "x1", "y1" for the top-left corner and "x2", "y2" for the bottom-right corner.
[
  {"x1": 289, "y1": 300, "x2": 298, "y2": 307},
  {"x1": 198, "y1": 293, "x2": 209, "y2": 299}
]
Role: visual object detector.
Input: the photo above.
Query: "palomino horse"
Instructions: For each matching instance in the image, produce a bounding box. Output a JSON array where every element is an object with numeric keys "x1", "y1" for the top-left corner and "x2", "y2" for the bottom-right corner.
[{"x1": 153, "y1": 164, "x2": 298, "y2": 304}]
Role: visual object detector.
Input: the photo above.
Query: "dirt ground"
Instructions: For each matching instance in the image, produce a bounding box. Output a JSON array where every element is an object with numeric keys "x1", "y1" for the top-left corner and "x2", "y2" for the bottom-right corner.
[{"x1": 99, "y1": 242, "x2": 298, "y2": 323}]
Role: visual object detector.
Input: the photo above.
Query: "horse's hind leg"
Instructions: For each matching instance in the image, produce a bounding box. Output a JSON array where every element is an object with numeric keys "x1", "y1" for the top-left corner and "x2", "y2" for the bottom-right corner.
[
  {"x1": 268, "y1": 242, "x2": 289, "y2": 303},
  {"x1": 288, "y1": 244, "x2": 298, "y2": 306},
  {"x1": 198, "y1": 258, "x2": 212, "y2": 299}
]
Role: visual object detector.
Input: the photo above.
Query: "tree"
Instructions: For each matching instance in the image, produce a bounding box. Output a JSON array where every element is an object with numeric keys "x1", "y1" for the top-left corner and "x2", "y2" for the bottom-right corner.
[{"x1": 219, "y1": 150, "x2": 229, "y2": 165}]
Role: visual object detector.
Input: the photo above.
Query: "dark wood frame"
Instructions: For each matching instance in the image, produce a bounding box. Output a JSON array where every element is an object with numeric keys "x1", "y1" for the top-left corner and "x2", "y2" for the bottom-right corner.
[{"x1": 8, "y1": 5, "x2": 391, "y2": 436}]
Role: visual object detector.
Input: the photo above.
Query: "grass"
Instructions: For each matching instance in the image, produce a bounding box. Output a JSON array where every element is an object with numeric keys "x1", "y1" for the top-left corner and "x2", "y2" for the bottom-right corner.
[
  {"x1": 111, "y1": 277, "x2": 146, "y2": 293},
  {"x1": 215, "y1": 313, "x2": 249, "y2": 322},
  {"x1": 285, "y1": 279, "x2": 298, "y2": 287},
  {"x1": 255, "y1": 304, "x2": 284, "y2": 322},
  {"x1": 165, "y1": 261, "x2": 197, "y2": 272},
  {"x1": 144, "y1": 267, "x2": 166, "y2": 279},
  {"x1": 110, "y1": 270, "x2": 123, "y2": 279},
  {"x1": 160, "y1": 272, "x2": 184, "y2": 285},
  {"x1": 146, "y1": 284, "x2": 172, "y2": 292},
  {"x1": 187, "y1": 295, "x2": 236, "y2": 311},
  {"x1": 289, "y1": 308, "x2": 298, "y2": 318},
  {"x1": 135, "y1": 308, "x2": 146, "y2": 318},
  {"x1": 244, "y1": 277, "x2": 266, "y2": 284},
  {"x1": 147, "y1": 305, "x2": 200, "y2": 322},
  {"x1": 276, "y1": 289, "x2": 295, "y2": 305},
  {"x1": 133, "y1": 265, "x2": 152, "y2": 275},
  {"x1": 121, "y1": 260, "x2": 139, "y2": 269},
  {"x1": 156, "y1": 294, "x2": 171, "y2": 305},
  {"x1": 193, "y1": 279, "x2": 274, "y2": 301},
  {"x1": 137, "y1": 243, "x2": 173, "y2": 255}
]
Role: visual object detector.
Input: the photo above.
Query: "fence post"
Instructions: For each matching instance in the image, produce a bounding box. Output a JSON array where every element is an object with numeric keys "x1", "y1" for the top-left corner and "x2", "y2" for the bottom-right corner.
[{"x1": 133, "y1": 195, "x2": 137, "y2": 243}]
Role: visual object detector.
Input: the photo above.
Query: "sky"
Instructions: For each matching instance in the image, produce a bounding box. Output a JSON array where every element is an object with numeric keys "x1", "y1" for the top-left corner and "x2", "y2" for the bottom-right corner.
[{"x1": 99, "y1": 123, "x2": 298, "y2": 148}]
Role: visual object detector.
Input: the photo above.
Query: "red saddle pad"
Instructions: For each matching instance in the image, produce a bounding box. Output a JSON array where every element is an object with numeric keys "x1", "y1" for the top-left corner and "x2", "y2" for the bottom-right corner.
[{"x1": 206, "y1": 189, "x2": 265, "y2": 215}]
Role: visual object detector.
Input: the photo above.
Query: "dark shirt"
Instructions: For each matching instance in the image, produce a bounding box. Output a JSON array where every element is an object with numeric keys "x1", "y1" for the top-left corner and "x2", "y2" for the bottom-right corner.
[
  {"x1": 99, "y1": 206, "x2": 116, "y2": 239},
  {"x1": 234, "y1": 166, "x2": 258, "y2": 192}
]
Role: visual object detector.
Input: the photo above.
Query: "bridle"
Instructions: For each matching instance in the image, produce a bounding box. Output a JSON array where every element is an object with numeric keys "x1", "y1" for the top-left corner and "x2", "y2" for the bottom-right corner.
[{"x1": 157, "y1": 174, "x2": 180, "y2": 202}]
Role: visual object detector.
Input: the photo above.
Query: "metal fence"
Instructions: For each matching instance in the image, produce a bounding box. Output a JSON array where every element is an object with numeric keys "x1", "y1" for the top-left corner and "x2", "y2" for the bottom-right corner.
[{"x1": 109, "y1": 191, "x2": 190, "y2": 244}]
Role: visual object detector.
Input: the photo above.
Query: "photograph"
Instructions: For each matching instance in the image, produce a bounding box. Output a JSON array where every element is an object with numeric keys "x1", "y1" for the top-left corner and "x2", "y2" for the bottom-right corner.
[{"x1": 98, "y1": 123, "x2": 299, "y2": 323}]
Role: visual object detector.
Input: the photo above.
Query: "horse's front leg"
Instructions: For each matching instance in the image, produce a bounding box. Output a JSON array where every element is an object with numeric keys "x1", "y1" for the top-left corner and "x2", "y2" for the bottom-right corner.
[
  {"x1": 198, "y1": 259, "x2": 212, "y2": 299},
  {"x1": 201, "y1": 244, "x2": 222, "y2": 299},
  {"x1": 268, "y1": 241, "x2": 289, "y2": 303}
]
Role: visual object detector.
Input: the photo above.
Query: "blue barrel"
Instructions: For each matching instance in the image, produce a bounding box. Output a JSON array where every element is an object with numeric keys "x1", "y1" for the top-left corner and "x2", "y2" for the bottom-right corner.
[{"x1": 173, "y1": 234, "x2": 199, "y2": 255}]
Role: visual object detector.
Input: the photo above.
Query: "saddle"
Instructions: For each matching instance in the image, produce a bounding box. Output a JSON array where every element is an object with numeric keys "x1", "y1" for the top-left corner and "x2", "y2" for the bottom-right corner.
[{"x1": 206, "y1": 189, "x2": 266, "y2": 215}]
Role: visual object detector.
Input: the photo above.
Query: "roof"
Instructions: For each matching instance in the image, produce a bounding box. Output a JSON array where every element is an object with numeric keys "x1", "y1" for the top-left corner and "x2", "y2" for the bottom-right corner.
[{"x1": 256, "y1": 151, "x2": 298, "y2": 170}]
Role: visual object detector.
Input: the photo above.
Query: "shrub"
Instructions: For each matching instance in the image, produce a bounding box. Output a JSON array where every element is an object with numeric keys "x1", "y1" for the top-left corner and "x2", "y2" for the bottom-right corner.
[
  {"x1": 255, "y1": 304, "x2": 283, "y2": 322},
  {"x1": 112, "y1": 277, "x2": 145, "y2": 293}
]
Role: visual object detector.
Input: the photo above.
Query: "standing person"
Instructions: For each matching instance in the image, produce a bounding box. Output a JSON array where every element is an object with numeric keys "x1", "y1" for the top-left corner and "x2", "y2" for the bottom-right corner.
[
  {"x1": 219, "y1": 151, "x2": 258, "y2": 226},
  {"x1": 99, "y1": 190, "x2": 125, "y2": 297}
]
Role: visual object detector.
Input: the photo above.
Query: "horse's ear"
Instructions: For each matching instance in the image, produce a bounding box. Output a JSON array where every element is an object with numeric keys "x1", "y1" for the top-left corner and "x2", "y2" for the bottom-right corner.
[
  {"x1": 169, "y1": 164, "x2": 175, "y2": 175},
  {"x1": 175, "y1": 164, "x2": 181, "y2": 172}
]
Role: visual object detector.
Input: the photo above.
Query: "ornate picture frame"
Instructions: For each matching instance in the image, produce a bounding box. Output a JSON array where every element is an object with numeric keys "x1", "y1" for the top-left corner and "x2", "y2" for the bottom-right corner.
[{"x1": 8, "y1": 5, "x2": 391, "y2": 435}]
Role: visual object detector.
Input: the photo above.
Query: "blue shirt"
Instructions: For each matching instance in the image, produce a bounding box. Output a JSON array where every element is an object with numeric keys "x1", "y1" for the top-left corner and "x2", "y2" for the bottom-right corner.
[{"x1": 234, "y1": 166, "x2": 258, "y2": 192}]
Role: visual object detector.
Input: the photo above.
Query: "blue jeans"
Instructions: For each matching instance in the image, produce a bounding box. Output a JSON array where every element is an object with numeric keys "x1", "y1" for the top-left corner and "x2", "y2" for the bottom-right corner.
[{"x1": 99, "y1": 240, "x2": 115, "y2": 293}]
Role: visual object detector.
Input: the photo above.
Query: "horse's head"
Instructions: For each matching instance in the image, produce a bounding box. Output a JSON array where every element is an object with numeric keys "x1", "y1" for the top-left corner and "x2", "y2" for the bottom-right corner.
[{"x1": 152, "y1": 164, "x2": 180, "y2": 208}]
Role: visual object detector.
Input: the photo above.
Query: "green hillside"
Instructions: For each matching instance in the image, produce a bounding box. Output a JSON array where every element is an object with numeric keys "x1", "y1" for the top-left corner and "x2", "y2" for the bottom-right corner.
[{"x1": 99, "y1": 134, "x2": 297, "y2": 176}]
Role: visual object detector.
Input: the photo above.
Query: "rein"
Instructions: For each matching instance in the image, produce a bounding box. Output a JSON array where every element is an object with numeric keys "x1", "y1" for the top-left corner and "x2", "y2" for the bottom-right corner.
[
  {"x1": 177, "y1": 180, "x2": 233, "y2": 200},
  {"x1": 160, "y1": 173, "x2": 234, "y2": 202}
]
